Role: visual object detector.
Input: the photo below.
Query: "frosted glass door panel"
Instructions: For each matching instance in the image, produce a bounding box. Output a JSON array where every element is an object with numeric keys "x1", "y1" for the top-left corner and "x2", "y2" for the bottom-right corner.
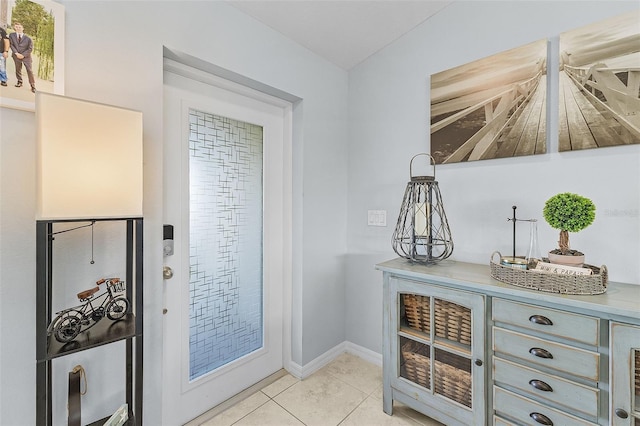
[{"x1": 188, "y1": 109, "x2": 264, "y2": 380}]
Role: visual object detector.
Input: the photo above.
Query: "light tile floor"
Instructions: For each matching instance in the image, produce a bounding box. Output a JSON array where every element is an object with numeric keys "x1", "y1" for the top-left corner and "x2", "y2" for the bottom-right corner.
[{"x1": 198, "y1": 353, "x2": 444, "y2": 426}]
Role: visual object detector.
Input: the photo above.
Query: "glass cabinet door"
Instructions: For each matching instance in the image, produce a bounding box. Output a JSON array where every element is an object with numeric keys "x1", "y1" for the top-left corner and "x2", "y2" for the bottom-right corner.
[
  {"x1": 398, "y1": 288, "x2": 481, "y2": 410},
  {"x1": 611, "y1": 323, "x2": 640, "y2": 426}
]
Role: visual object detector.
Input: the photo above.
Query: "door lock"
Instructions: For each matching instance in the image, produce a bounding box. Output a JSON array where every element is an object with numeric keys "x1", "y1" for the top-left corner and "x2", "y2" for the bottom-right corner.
[
  {"x1": 163, "y1": 224, "x2": 174, "y2": 256},
  {"x1": 163, "y1": 266, "x2": 174, "y2": 279}
]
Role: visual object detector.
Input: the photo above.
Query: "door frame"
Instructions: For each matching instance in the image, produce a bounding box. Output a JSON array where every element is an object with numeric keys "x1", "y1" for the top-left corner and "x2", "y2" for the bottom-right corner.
[{"x1": 162, "y1": 56, "x2": 294, "y2": 413}]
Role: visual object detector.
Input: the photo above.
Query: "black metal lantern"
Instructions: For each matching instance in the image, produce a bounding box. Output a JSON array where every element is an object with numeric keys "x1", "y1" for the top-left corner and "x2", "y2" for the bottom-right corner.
[{"x1": 392, "y1": 153, "x2": 453, "y2": 263}]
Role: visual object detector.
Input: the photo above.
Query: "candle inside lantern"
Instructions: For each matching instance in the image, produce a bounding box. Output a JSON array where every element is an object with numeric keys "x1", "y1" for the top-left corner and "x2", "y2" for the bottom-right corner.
[{"x1": 414, "y1": 202, "x2": 431, "y2": 237}]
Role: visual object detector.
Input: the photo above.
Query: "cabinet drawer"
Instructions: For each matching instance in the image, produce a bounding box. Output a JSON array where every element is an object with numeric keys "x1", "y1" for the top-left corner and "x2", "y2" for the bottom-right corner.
[
  {"x1": 492, "y1": 299, "x2": 599, "y2": 346},
  {"x1": 494, "y1": 387, "x2": 599, "y2": 426},
  {"x1": 493, "y1": 357, "x2": 599, "y2": 417},
  {"x1": 493, "y1": 328, "x2": 600, "y2": 381},
  {"x1": 494, "y1": 416, "x2": 517, "y2": 426}
]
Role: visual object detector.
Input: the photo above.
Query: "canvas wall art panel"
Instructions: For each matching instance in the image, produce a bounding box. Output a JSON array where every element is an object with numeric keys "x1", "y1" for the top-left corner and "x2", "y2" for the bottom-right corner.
[
  {"x1": 430, "y1": 39, "x2": 548, "y2": 164},
  {"x1": 0, "y1": 0, "x2": 64, "y2": 111},
  {"x1": 558, "y1": 10, "x2": 640, "y2": 152}
]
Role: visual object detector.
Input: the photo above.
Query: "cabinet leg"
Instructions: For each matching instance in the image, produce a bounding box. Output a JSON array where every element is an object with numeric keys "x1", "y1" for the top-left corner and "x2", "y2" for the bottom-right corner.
[{"x1": 383, "y1": 386, "x2": 393, "y2": 415}]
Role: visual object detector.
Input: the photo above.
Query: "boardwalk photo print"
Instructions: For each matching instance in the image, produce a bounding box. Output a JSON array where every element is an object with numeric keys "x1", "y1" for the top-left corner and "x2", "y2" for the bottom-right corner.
[
  {"x1": 559, "y1": 10, "x2": 640, "y2": 152},
  {"x1": 430, "y1": 39, "x2": 548, "y2": 164}
]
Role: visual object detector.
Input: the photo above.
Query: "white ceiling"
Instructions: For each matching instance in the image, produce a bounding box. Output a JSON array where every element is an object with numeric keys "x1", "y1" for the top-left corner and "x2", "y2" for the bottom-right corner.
[{"x1": 227, "y1": 1, "x2": 453, "y2": 70}]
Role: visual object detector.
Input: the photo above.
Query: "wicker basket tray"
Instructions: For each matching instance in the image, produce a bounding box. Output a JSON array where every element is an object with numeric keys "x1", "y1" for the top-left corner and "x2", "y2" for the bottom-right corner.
[
  {"x1": 400, "y1": 340, "x2": 472, "y2": 407},
  {"x1": 490, "y1": 251, "x2": 607, "y2": 295}
]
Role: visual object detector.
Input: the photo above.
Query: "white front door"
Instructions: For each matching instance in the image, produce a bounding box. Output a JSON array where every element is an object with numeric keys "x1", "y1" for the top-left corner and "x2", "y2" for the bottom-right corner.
[{"x1": 162, "y1": 64, "x2": 292, "y2": 425}]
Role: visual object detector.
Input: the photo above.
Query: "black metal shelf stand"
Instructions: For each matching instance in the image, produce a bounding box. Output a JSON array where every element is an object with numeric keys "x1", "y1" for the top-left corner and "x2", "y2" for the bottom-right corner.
[{"x1": 36, "y1": 218, "x2": 143, "y2": 425}]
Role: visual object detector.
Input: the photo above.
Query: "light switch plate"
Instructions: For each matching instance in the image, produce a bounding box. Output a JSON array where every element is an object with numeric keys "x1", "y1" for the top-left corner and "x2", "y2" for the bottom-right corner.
[{"x1": 368, "y1": 210, "x2": 387, "y2": 227}]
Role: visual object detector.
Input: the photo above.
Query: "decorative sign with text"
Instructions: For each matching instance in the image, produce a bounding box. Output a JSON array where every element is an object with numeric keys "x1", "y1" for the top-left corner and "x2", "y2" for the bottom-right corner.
[{"x1": 534, "y1": 261, "x2": 593, "y2": 276}]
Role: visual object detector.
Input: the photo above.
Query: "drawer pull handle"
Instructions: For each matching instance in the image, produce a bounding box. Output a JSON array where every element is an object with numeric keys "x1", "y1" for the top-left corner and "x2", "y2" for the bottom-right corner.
[
  {"x1": 529, "y1": 379, "x2": 553, "y2": 392},
  {"x1": 530, "y1": 412, "x2": 553, "y2": 425},
  {"x1": 529, "y1": 315, "x2": 553, "y2": 326},
  {"x1": 529, "y1": 347, "x2": 553, "y2": 359},
  {"x1": 615, "y1": 408, "x2": 629, "y2": 419}
]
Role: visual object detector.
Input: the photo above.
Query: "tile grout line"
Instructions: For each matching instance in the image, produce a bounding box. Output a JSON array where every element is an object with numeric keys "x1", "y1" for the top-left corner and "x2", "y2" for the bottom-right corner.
[
  {"x1": 325, "y1": 372, "x2": 379, "y2": 426},
  {"x1": 229, "y1": 395, "x2": 270, "y2": 426},
  {"x1": 335, "y1": 396, "x2": 369, "y2": 426},
  {"x1": 258, "y1": 372, "x2": 368, "y2": 426},
  {"x1": 266, "y1": 390, "x2": 310, "y2": 425},
  {"x1": 251, "y1": 376, "x2": 309, "y2": 425}
]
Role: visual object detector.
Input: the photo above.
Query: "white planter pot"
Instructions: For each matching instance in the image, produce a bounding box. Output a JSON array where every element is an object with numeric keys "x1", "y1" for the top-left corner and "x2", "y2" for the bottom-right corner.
[{"x1": 548, "y1": 251, "x2": 585, "y2": 267}]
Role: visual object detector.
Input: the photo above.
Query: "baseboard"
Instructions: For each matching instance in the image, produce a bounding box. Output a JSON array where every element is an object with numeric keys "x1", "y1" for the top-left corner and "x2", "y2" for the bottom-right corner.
[
  {"x1": 284, "y1": 341, "x2": 382, "y2": 379},
  {"x1": 344, "y1": 341, "x2": 382, "y2": 367},
  {"x1": 284, "y1": 359, "x2": 303, "y2": 379}
]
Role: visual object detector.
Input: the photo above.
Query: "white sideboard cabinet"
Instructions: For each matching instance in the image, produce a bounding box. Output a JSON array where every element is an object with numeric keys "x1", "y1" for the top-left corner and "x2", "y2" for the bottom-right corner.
[{"x1": 377, "y1": 258, "x2": 640, "y2": 426}]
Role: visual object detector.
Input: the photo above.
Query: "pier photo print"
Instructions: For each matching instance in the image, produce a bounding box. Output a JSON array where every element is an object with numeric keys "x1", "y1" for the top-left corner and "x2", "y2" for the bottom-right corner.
[
  {"x1": 430, "y1": 39, "x2": 548, "y2": 165},
  {"x1": 558, "y1": 10, "x2": 640, "y2": 152}
]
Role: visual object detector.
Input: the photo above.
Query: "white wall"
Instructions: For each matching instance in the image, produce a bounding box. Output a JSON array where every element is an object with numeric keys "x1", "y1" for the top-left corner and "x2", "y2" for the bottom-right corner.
[
  {"x1": 346, "y1": 1, "x2": 640, "y2": 353},
  {"x1": 0, "y1": 1, "x2": 348, "y2": 424}
]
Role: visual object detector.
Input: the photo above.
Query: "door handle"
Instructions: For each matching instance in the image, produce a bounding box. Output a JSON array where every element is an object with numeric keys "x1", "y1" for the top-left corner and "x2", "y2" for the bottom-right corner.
[{"x1": 163, "y1": 266, "x2": 174, "y2": 279}]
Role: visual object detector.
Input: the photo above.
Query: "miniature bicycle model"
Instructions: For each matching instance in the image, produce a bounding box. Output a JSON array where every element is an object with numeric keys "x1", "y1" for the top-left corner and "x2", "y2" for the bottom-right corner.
[{"x1": 48, "y1": 278, "x2": 130, "y2": 343}]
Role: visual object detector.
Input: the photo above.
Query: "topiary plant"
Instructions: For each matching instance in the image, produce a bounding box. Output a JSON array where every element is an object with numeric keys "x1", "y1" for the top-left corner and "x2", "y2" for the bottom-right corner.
[{"x1": 543, "y1": 192, "x2": 595, "y2": 256}]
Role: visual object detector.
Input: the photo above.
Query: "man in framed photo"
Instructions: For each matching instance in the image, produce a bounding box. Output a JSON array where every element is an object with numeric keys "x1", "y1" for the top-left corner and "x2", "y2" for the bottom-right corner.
[{"x1": 8, "y1": 22, "x2": 36, "y2": 93}]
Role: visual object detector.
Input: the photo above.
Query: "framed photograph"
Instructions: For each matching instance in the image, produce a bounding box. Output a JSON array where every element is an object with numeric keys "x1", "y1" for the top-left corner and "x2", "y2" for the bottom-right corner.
[
  {"x1": 0, "y1": 0, "x2": 64, "y2": 112},
  {"x1": 558, "y1": 10, "x2": 640, "y2": 151},
  {"x1": 430, "y1": 39, "x2": 548, "y2": 164}
]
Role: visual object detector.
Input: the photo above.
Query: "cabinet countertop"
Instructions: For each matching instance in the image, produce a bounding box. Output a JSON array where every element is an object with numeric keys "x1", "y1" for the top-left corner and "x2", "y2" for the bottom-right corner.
[{"x1": 376, "y1": 258, "x2": 640, "y2": 323}]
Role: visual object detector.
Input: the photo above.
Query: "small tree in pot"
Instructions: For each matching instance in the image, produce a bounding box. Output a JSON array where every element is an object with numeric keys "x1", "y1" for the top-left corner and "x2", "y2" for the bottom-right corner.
[{"x1": 543, "y1": 192, "x2": 595, "y2": 265}]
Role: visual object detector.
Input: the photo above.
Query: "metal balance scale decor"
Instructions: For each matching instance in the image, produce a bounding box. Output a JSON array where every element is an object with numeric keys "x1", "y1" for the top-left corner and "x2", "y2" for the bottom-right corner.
[{"x1": 392, "y1": 153, "x2": 453, "y2": 263}]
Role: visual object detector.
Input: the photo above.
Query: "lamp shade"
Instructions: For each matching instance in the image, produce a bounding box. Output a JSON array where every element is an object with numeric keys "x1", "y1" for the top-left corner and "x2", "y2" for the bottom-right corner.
[{"x1": 36, "y1": 92, "x2": 143, "y2": 220}]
